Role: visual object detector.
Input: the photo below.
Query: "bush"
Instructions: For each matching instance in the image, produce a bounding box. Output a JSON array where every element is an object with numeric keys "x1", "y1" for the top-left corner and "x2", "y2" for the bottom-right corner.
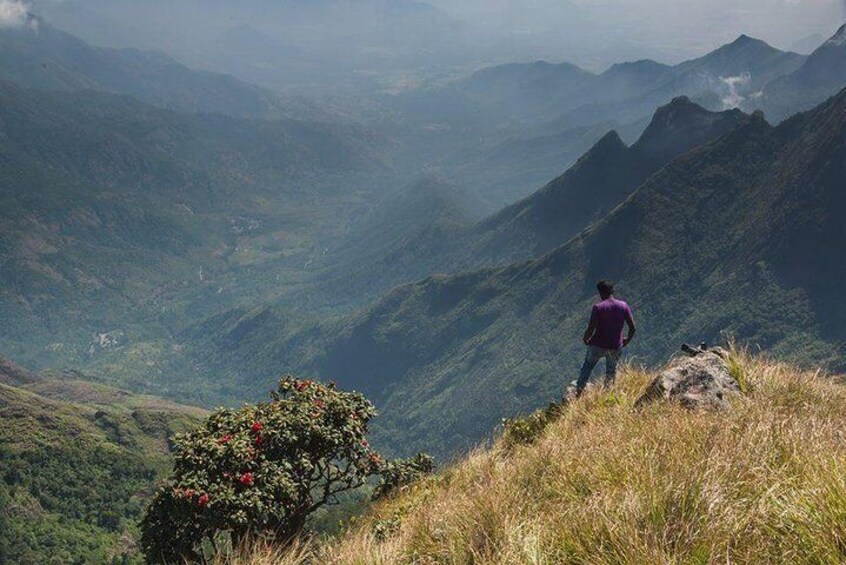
[
  {"x1": 140, "y1": 377, "x2": 384, "y2": 563},
  {"x1": 372, "y1": 453, "x2": 435, "y2": 501},
  {"x1": 500, "y1": 402, "x2": 561, "y2": 449}
]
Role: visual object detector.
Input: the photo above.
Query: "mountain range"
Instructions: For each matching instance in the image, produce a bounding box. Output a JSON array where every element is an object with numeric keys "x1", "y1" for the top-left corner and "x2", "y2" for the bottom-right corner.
[
  {"x1": 0, "y1": 19, "x2": 326, "y2": 121},
  {"x1": 379, "y1": 29, "x2": 841, "y2": 207},
  {"x1": 187, "y1": 87, "x2": 846, "y2": 457},
  {"x1": 301, "y1": 98, "x2": 750, "y2": 311}
]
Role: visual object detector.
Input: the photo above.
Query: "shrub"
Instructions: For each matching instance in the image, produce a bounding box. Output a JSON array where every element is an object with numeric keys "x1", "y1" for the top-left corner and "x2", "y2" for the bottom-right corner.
[
  {"x1": 500, "y1": 402, "x2": 561, "y2": 449},
  {"x1": 140, "y1": 377, "x2": 383, "y2": 563},
  {"x1": 372, "y1": 453, "x2": 436, "y2": 501}
]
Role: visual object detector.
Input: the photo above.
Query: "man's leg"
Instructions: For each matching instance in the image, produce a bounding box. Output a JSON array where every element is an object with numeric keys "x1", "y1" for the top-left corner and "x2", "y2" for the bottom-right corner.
[
  {"x1": 576, "y1": 346, "x2": 602, "y2": 395},
  {"x1": 603, "y1": 349, "x2": 622, "y2": 387}
]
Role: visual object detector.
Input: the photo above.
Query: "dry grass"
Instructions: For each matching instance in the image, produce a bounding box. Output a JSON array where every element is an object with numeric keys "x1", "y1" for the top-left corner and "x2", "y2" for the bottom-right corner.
[{"x1": 231, "y1": 349, "x2": 846, "y2": 564}]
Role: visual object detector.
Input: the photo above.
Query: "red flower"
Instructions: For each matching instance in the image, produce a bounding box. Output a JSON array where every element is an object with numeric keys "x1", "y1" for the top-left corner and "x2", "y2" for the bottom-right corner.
[
  {"x1": 219, "y1": 434, "x2": 232, "y2": 444},
  {"x1": 294, "y1": 382, "x2": 307, "y2": 392},
  {"x1": 313, "y1": 399, "x2": 325, "y2": 409},
  {"x1": 361, "y1": 439, "x2": 369, "y2": 448},
  {"x1": 198, "y1": 493, "x2": 210, "y2": 507},
  {"x1": 250, "y1": 422, "x2": 263, "y2": 433},
  {"x1": 369, "y1": 453, "x2": 381, "y2": 464},
  {"x1": 254, "y1": 434, "x2": 263, "y2": 447},
  {"x1": 183, "y1": 489, "x2": 195, "y2": 499},
  {"x1": 239, "y1": 473, "x2": 254, "y2": 486}
]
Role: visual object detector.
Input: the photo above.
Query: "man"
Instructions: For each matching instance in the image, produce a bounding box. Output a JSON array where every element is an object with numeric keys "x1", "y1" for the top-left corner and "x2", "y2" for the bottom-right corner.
[{"x1": 575, "y1": 280, "x2": 636, "y2": 396}]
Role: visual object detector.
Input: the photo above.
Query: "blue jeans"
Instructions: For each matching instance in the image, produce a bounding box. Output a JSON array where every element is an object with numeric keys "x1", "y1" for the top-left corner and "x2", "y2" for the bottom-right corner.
[{"x1": 576, "y1": 345, "x2": 622, "y2": 393}]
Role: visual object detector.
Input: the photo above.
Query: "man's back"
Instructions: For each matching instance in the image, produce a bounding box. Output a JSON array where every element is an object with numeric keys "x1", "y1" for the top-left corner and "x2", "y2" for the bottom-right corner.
[{"x1": 589, "y1": 297, "x2": 633, "y2": 350}]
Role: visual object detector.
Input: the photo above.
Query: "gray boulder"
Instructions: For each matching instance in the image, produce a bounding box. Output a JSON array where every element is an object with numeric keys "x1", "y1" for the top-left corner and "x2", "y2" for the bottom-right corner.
[{"x1": 636, "y1": 346, "x2": 742, "y2": 409}]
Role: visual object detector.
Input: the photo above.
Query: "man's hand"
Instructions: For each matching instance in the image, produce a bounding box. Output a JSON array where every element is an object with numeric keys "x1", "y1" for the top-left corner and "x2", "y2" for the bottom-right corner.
[{"x1": 583, "y1": 335, "x2": 591, "y2": 345}]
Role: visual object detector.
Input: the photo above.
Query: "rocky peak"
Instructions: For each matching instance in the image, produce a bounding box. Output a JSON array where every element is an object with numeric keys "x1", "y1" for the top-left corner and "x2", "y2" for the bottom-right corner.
[{"x1": 633, "y1": 97, "x2": 747, "y2": 163}]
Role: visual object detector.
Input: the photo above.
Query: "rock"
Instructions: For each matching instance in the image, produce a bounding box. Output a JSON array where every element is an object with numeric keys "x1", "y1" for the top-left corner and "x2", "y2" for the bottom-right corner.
[{"x1": 636, "y1": 347, "x2": 741, "y2": 410}]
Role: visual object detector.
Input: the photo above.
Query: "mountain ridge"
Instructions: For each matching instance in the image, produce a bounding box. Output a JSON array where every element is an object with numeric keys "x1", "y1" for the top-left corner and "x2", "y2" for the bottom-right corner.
[
  {"x1": 0, "y1": 20, "x2": 329, "y2": 121},
  {"x1": 187, "y1": 88, "x2": 846, "y2": 457}
]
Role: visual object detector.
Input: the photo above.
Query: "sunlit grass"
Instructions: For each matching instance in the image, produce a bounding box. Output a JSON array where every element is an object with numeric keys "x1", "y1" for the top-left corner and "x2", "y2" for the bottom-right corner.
[{"x1": 228, "y1": 348, "x2": 846, "y2": 564}]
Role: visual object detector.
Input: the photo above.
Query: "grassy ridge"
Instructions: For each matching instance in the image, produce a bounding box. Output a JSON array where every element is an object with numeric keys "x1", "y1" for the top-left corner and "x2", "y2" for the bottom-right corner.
[{"x1": 233, "y1": 350, "x2": 846, "y2": 564}]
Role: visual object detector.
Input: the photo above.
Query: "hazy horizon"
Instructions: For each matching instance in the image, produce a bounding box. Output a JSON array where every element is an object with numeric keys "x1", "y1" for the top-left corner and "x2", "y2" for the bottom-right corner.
[{"x1": 1, "y1": 0, "x2": 840, "y2": 93}]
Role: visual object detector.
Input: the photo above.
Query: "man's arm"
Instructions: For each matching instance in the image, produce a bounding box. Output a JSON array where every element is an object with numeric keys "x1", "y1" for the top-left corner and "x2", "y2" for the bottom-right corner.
[
  {"x1": 623, "y1": 308, "x2": 636, "y2": 347},
  {"x1": 583, "y1": 307, "x2": 598, "y2": 345}
]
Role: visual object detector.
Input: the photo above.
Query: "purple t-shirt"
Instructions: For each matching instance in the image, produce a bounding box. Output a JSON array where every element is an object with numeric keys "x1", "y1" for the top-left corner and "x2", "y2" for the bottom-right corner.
[{"x1": 589, "y1": 298, "x2": 634, "y2": 350}]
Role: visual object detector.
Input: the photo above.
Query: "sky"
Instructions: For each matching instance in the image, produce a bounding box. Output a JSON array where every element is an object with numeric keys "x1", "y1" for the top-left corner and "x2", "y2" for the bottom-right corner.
[{"x1": 429, "y1": 0, "x2": 846, "y2": 65}]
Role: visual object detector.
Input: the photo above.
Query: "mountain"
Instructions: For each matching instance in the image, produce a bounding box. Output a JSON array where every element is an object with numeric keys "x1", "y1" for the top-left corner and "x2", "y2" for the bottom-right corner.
[
  {"x1": 189, "y1": 88, "x2": 846, "y2": 458},
  {"x1": 379, "y1": 34, "x2": 808, "y2": 207},
  {"x1": 0, "y1": 80, "x2": 393, "y2": 380},
  {"x1": 553, "y1": 35, "x2": 806, "y2": 132},
  {"x1": 0, "y1": 20, "x2": 325, "y2": 120},
  {"x1": 447, "y1": 121, "x2": 620, "y2": 210},
  {"x1": 272, "y1": 99, "x2": 743, "y2": 314},
  {"x1": 220, "y1": 177, "x2": 482, "y2": 315},
  {"x1": 456, "y1": 61, "x2": 596, "y2": 123},
  {"x1": 0, "y1": 356, "x2": 40, "y2": 386},
  {"x1": 396, "y1": 34, "x2": 804, "y2": 131},
  {"x1": 672, "y1": 34, "x2": 806, "y2": 92},
  {"x1": 31, "y1": 0, "x2": 464, "y2": 92},
  {"x1": 756, "y1": 24, "x2": 846, "y2": 120},
  {"x1": 462, "y1": 97, "x2": 749, "y2": 265},
  {"x1": 597, "y1": 59, "x2": 673, "y2": 94},
  {"x1": 0, "y1": 356, "x2": 204, "y2": 564}
]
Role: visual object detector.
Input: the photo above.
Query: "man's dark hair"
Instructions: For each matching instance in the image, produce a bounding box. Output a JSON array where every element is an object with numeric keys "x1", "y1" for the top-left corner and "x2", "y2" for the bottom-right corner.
[{"x1": 597, "y1": 280, "x2": 614, "y2": 299}]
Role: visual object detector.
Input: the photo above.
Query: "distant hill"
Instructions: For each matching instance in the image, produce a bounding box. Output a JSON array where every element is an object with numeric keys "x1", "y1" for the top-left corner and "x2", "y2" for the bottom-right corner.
[
  {"x1": 393, "y1": 34, "x2": 804, "y2": 129},
  {"x1": 551, "y1": 34, "x2": 806, "y2": 132},
  {"x1": 755, "y1": 24, "x2": 846, "y2": 120},
  {"x1": 0, "y1": 20, "x2": 325, "y2": 120},
  {"x1": 189, "y1": 88, "x2": 846, "y2": 457},
  {"x1": 0, "y1": 356, "x2": 204, "y2": 563},
  {"x1": 385, "y1": 33, "x2": 809, "y2": 207}
]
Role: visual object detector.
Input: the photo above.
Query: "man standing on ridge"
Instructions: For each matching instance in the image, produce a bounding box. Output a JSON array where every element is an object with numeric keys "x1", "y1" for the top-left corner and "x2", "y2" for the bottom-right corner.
[{"x1": 575, "y1": 280, "x2": 636, "y2": 396}]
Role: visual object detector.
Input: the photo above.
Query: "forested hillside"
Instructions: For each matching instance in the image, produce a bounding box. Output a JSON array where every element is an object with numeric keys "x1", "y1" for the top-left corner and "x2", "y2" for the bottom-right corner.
[
  {"x1": 0, "y1": 357, "x2": 204, "y2": 564},
  {"x1": 0, "y1": 80, "x2": 394, "y2": 382}
]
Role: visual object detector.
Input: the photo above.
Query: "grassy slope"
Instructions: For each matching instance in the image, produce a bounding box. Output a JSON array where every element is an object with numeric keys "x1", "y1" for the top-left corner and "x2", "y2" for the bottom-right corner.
[
  {"x1": 236, "y1": 351, "x2": 846, "y2": 564},
  {"x1": 0, "y1": 365, "x2": 204, "y2": 564}
]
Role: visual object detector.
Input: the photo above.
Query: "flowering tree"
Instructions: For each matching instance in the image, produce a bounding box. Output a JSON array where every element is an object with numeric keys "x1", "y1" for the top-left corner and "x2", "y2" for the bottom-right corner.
[{"x1": 140, "y1": 377, "x2": 387, "y2": 563}]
